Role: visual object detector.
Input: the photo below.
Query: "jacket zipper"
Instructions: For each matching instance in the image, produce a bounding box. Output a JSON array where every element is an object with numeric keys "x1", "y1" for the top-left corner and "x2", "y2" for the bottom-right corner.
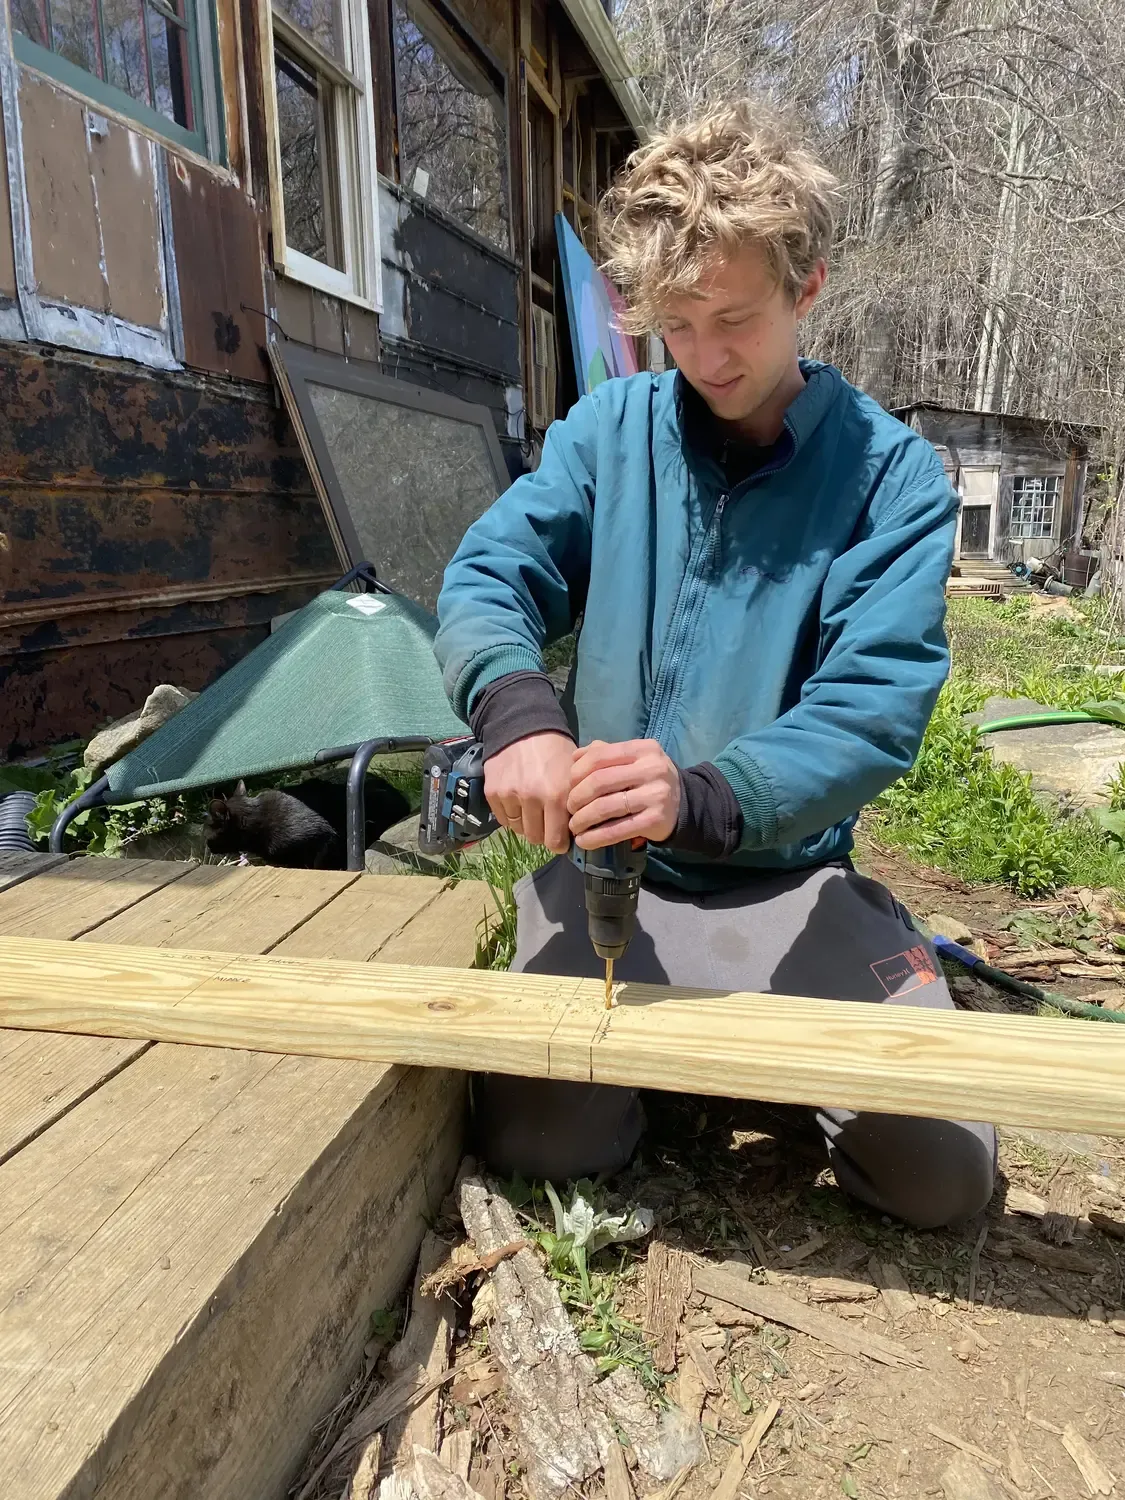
[{"x1": 645, "y1": 489, "x2": 728, "y2": 746}]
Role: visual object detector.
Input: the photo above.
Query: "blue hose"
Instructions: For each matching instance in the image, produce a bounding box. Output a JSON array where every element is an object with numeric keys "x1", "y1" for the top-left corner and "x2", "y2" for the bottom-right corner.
[
  {"x1": 933, "y1": 933, "x2": 1125, "y2": 1023},
  {"x1": 0, "y1": 791, "x2": 36, "y2": 853}
]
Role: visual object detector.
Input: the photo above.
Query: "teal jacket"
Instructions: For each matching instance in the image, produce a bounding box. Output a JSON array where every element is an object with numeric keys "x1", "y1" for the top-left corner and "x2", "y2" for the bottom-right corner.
[{"x1": 434, "y1": 360, "x2": 957, "y2": 889}]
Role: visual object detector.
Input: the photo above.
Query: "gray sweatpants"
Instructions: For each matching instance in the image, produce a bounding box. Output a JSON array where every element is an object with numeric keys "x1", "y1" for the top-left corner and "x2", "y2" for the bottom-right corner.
[{"x1": 471, "y1": 857, "x2": 997, "y2": 1230}]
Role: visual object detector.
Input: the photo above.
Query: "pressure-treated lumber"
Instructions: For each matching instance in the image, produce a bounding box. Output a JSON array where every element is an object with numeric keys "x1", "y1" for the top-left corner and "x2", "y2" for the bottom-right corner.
[{"x1": 2, "y1": 937, "x2": 1125, "y2": 1135}]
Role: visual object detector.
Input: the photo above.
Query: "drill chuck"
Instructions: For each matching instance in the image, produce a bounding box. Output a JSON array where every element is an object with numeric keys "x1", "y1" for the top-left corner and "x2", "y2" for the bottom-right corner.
[{"x1": 570, "y1": 841, "x2": 647, "y2": 962}]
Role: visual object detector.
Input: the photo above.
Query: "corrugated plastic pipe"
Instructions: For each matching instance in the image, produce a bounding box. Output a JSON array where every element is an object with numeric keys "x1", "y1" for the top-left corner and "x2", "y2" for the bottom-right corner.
[{"x1": 0, "y1": 791, "x2": 36, "y2": 852}]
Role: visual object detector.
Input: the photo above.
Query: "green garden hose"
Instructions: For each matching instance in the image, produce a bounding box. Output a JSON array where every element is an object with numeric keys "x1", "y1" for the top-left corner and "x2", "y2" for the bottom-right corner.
[{"x1": 933, "y1": 934, "x2": 1125, "y2": 1023}]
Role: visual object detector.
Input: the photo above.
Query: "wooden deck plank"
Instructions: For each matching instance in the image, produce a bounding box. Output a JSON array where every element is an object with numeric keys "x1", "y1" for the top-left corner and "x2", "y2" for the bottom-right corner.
[
  {"x1": 271, "y1": 872, "x2": 446, "y2": 961},
  {"x1": 2, "y1": 937, "x2": 1124, "y2": 1136},
  {"x1": 0, "y1": 864, "x2": 474, "y2": 1500},
  {"x1": 0, "y1": 852, "x2": 67, "y2": 895},
  {"x1": 82, "y1": 862, "x2": 361, "y2": 953},
  {"x1": 0, "y1": 858, "x2": 193, "y2": 940},
  {"x1": 0, "y1": 1048, "x2": 462, "y2": 1500},
  {"x1": 0, "y1": 1030, "x2": 149, "y2": 1165},
  {"x1": 374, "y1": 878, "x2": 493, "y2": 968}
]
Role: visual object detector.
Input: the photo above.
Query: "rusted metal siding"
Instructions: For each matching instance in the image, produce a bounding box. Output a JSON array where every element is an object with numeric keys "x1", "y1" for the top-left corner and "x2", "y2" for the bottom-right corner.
[{"x1": 0, "y1": 343, "x2": 338, "y2": 758}]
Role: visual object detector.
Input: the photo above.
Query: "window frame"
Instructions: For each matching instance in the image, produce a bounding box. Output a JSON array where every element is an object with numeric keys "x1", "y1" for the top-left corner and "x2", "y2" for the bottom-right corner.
[
  {"x1": 1010, "y1": 473, "x2": 1062, "y2": 541},
  {"x1": 262, "y1": 0, "x2": 381, "y2": 311},
  {"x1": 10, "y1": 0, "x2": 225, "y2": 161}
]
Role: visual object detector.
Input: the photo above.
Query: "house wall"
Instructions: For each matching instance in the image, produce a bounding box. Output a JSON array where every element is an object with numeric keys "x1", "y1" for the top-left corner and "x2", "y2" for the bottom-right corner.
[
  {"x1": 906, "y1": 408, "x2": 1087, "y2": 566},
  {"x1": 0, "y1": 0, "x2": 641, "y2": 755}
]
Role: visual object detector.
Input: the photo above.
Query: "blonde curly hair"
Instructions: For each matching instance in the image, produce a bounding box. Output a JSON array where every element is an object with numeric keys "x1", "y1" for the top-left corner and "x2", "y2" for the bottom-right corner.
[{"x1": 598, "y1": 101, "x2": 840, "y2": 336}]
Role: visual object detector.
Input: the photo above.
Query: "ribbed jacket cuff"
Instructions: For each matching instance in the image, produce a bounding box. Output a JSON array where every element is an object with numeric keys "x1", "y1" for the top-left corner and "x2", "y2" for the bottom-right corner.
[
  {"x1": 712, "y1": 749, "x2": 780, "y2": 850},
  {"x1": 469, "y1": 671, "x2": 574, "y2": 761},
  {"x1": 453, "y1": 645, "x2": 546, "y2": 722}
]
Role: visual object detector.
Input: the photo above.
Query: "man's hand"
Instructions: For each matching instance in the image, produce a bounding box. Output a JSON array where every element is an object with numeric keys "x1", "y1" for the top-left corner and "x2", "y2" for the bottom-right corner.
[
  {"x1": 568, "y1": 739, "x2": 681, "y2": 849},
  {"x1": 484, "y1": 731, "x2": 575, "y2": 852}
]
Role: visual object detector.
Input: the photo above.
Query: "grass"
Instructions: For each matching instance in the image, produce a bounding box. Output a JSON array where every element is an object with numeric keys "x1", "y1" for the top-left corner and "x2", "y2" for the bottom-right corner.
[
  {"x1": 461, "y1": 828, "x2": 552, "y2": 969},
  {"x1": 870, "y1": 596, "x2": 1125, "y2": 897}
]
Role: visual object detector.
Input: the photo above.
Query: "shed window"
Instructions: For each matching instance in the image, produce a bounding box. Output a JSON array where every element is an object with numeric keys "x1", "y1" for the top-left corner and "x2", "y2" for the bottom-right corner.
[
  {"x1": 1011, "y1": 475, "x2": 1061, "y2": 540},
  {"x1": 266, "y1": 0, "x2": 381, "y2": 306},
  {"x1": 11, "y1": 0, "x2": 223, "y2": 158},
  {"x1": 392, "y1": 0, "x2": 510, "y2": 254}
]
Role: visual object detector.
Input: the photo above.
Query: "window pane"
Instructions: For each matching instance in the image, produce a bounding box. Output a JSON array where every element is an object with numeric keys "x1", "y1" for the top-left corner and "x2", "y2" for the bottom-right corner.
[
  {"x1": 11, "y1": 0, "x2": 49, "y2": 49},
  {"x1": 145, "y1": 0, "x2": 193, "y2": 128},
  {"x1": 394, "y1": 2, "x2": 510, "y2": 254},
  {"x1": 275, "y1": 45, "x2": 344, "y2": 268},
  {"x1": 49, "y1": 0, "x2": 102, "y2": 77},
  {"x1": 102, "y1": 0, "x2": 150, "y2": 106},
  {"x1": 274, "y1": 0, "x2": 345, "y2": 60}
]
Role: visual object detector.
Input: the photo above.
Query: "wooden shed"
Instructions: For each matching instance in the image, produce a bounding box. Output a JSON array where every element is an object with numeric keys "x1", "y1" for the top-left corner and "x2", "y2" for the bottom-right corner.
[{"x1": 894, "y1": 403, "x2": 1099, "y2": 574}]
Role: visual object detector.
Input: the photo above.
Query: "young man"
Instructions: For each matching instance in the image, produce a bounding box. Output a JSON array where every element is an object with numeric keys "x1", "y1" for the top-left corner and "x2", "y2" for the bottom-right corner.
[{"x1": 433, "y1": 102, "x2": 996, "y2": 1230}]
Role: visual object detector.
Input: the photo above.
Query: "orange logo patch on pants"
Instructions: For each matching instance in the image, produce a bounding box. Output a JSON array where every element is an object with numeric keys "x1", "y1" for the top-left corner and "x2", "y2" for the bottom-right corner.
[{"x1": 870, "y1": 944, "x2": 939, "y2": 996}]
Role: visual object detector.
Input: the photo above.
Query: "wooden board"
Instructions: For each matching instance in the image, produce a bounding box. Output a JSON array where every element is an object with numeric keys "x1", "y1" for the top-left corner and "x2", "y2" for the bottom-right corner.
[
  {"x1": 0, "y1": 851, "x2": 67, "y2": 895},
  {"x1": 271, "y1": 872, "x2": 447, "y2": 961},
  {"x1": 0, "y1": 1029, "x2": 149, "y2": 1165},
  {"x1": 83, "y1": 862, "x2": 360, "y2": 953},
  {"x1": 374, "y1": 879, "x2": 494, "y2": 968},
  {"x1": 0, "y1": 857, "x2": 193, "y2": 939},
  {"x1": 2, "y1": 938, "x2": 1124, "y2": 1135}
]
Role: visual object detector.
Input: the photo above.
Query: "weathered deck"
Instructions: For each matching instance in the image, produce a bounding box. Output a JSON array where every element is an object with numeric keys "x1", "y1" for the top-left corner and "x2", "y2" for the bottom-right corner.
[{"x1": 0, "y1": 855, "x2": 491, "y2": 1500}]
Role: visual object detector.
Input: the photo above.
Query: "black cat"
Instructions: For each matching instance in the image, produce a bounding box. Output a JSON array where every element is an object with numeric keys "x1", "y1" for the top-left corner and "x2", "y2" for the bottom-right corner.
[{"x1": 204, "y1": 776, "x2": 410, "y2": 869}]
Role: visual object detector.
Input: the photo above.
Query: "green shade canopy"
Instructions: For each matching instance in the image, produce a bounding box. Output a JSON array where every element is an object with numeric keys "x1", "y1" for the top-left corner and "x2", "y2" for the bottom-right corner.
[{"x1": 104, "y1": 589, "x2": 467, "y2": 800}]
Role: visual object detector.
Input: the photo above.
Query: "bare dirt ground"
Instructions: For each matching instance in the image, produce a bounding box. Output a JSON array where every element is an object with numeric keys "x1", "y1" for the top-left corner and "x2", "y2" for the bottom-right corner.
[{"x1": 296, "y1": 837, "x2": 1125, "y2": 1500}]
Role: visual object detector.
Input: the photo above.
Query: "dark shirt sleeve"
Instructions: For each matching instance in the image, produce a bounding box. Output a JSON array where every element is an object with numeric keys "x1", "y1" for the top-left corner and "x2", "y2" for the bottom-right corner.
[
  {"x1": 668, "y1": 763, "x2": 744, "y2": 858},
  {"x1": 468, "y1": 671, "x2": 574, "y2": 761}
]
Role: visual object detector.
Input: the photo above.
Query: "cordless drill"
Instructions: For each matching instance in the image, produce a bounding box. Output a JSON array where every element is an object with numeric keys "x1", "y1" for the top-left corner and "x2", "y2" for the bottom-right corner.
[{"x1": 417, "y1": 735, "x2": 645, "y2": 1005}]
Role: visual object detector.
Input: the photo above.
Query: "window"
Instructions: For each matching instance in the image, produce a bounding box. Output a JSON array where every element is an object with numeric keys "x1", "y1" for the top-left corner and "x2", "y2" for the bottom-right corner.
[
  {"x1": 11, "y1": 0, "x2": 222, "y2": 158},
  {"x1": 392, "y1": 0, "x2": 509, "y2": 254},
  {"x1": 266, "y1": 0, "x2": 380, "y2": 305},
  {"x1": 1011, "y1": 474, "x2": 1061, "y2": 540}
]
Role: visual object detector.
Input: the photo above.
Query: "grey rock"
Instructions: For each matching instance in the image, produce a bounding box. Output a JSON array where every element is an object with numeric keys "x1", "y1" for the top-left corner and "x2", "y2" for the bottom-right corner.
[
  {"x1": 969, "y1": 696, "x2": 1125, "y2": 809},
  {"x1": 84, "y1": 684, "x2": 199, "y2": 774}
]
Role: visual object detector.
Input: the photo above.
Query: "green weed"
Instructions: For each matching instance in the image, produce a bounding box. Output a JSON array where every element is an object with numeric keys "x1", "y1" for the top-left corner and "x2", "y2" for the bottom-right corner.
[{"x1": 462, "y1": 828, "x2": 552, "y2": 970}]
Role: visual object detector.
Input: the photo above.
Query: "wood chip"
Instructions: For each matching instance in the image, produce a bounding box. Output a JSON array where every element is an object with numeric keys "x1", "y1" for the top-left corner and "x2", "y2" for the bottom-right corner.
[
  {"x1": 940, "y1": 1452, "x2": 1004, "y2": 1500},
  {"x1": 1005, "y1": 1187, "x2": 1048, "y2": 1219},
  {"x1": 870, "y1": 1258, "x2": 917, "y2": 1320},
  {"x1": 413, "y1": 1447, "x2": 489, "y2": 1500},
  {"x1": 1060, "y1": 1423, "x2": 1116, "y2": 1495},
  {"x1": 693, "y1": 1262, "x2": 923, "y2": 1368},
  {"x1": 1038, "y1": 1280, "x2": 1083, "y2": 1315},
  {"x1": 928, "y1": 1425, "x2": 1002, "y2": 1471},
  {"x1": 711, "y1": 1399, "x2": 780, "y2": 1500},
  {"x1": 604, "y1": 1439, "x2": 634, "y2": 1500},
  {"x1": 1027, "y1": 1416, "x2": 1064, "y2": 1437},
  {"x1": 1091, "y1": 1211, "x2": 1125, "y2": 1242},
  {"x1": 648, "y1": 1466, "x2": 692, "y2": 1500},
  {"x1": 672, "y1": 1347, "x2": 707, "y2": 1423},
  {"x1": 708, "y1": 1300, "x2": 764, "y2": 1329},
  {"x1": 440, "y1": 1431, "x2": 473, "y2": 1483},
  {"x1": 1006, "y1": 1432, "x2": 1034, "y2": 1493},
  {"x1": 994, "y1": 1230, "x2": 1102, "y2": 1274},
  {"x1": 1004, "y1": 947, "x2": 1078, "y2": 967},
  {"x1": 1015, "y1": 1368, "x2": 1030, "y2": 1419},
  {"x1": 1059, "y1": 963, "x2": 1123, "y2": 978},
  {"x1": 1043, "y1": 1176, "x2": 1084, "y2": 1245},
  {"x1": 1098, "y1": 1370, "x2": 1125, "y2": 1387},
  {"x1": 805, "y1": 1277, "x2": 878, "y2": 1304},
  {"x1": 420, "y1": 1240, "x2": 526, "y2": 1297},
  {"x1": 683, "y1": 1334, "x2": 722, "y2": 1395},
  {"x1": 777, "y1": 1232, "x2": 827, "y2": 1267},
  {"x1": 343, "y1": 1433, "x2": 383, "y2": 1500},
  {"x1": 645, "y1": 1241, "x2": 691, "y2": 1375},
  {"x1": 386, "y1": 1233, "x2": 459, "y2": 1467}
]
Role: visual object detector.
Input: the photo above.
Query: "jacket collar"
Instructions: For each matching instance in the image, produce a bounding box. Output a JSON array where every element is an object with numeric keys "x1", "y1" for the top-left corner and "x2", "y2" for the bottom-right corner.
[{"x1": 672, "y1": 358, "x2": 842, "y2": 483}]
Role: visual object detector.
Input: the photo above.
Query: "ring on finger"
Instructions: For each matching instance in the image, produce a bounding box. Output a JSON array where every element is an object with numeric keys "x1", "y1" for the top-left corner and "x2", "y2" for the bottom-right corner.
[{"x1": 622, "y1": 790, "x2": 632, "y2": 818}]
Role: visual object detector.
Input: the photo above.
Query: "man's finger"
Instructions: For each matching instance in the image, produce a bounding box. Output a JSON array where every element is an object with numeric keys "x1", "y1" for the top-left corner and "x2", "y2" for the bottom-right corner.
[
  {"x1": 570, "y1": 787, "x2": 652, "y2": 837},
  {"x1": 572, "y1": 813, "x2": 648, "y2": 850},
  {"x1": 570, "y1": 739, "x2": 646, "y2": 782},
  {"x1": 520, "y1": 797, "x2": 545, "y2": 849},
  {"x1": 567, "y1": 760, "x2": 648, "y2": 814},
  {"x1": 542, "y1": 797, "x2": 571, "y2": 854}
]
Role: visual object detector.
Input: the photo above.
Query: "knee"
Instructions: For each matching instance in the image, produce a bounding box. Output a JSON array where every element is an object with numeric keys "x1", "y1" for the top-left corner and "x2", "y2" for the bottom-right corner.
[{"x1": 821, "y1": 1111, "x2": 998, "y2": 1230}]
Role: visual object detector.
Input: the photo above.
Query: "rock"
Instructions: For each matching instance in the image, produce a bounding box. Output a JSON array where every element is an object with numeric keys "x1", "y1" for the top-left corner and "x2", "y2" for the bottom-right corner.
[
  {"x1": 928, "y1": 913, "x2": 974, "y2": 945},
  {"x1": 83, "y1": 684, "x2": 199, "y2": 774},
  {"x1": 967, "y1": 697, "x2": 1125, "y2": 809},
  {"x1": 365, "y1": 812, "x2": 448, "y2": 876}
]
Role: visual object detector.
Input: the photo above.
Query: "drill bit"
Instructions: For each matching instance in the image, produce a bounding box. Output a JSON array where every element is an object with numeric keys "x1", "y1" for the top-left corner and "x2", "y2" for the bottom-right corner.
[{"x1": 604, "y1": 957, "x2": 614, "y2": 1009}]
